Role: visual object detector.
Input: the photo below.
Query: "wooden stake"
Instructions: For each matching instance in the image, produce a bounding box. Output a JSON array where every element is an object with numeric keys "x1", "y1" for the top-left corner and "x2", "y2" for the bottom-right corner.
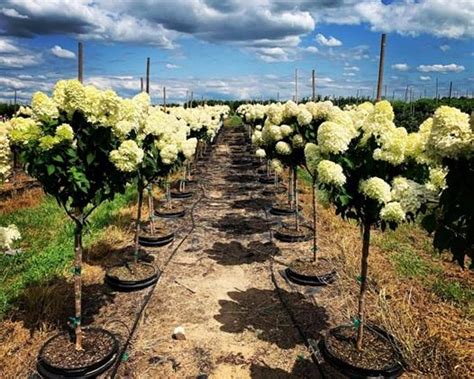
[
  {"x1": 140, "y1": 77, "x2": 144, "y2": 92},
  {"x1": 449, "y1": 81, "x2": 453, "y2": 99},
  {"x1": 376, "y1": 34, "x2": 386, "y2": 101},
  {"x1": 163, "y1": 86, "x2": 167, "y2": 110},
  {"x1": 78, "y1": 42, "x2": 83, "y2": 83},
  {"x1": 435, "y1": 77, "x2": 439, "y2": 100},
  {"x1": 294, "y1": 68, "x2": 298, "y2": 104},
  {"x1": 312, "y1": 69, "x2": 316, "y2": 101},
  {"x1": 146, "y1": 57, "x2": 150, "y2": 94}
]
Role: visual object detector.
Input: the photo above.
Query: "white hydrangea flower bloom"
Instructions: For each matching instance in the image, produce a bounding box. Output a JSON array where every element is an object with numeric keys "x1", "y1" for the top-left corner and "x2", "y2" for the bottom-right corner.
[
  {"x1": 359, "y1": 177, "x2": 392, "y2": 204},
  {"x1": 318, "y1": 121, "x2": 354, "y2": 154},
  {"x1": 275, "y1": 141, "x2": 292, "y2": 155},
  {"x1": 317, "y1": 160, "x2": 346, "y2": 186},
  {"x1": 255, "y1": 148, "x2": 266, "y2": 158},
  {"x1": 0, "y1": 224, "x2": 21, "y2": 251},
  {"x1": 109, "y1": 140, "x2": 144, "y2": 172},
  {"x1": 380, "y1": 202, "x2": 406, "y2": 223}
]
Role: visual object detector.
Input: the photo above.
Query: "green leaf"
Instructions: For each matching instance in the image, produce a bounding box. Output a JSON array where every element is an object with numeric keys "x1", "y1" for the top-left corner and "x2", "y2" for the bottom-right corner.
[
  {"x1": 86, "y1": 153, "x2": 95, "y2": 165},
  {"x1": 47, "y1": 165, "x2": 56, "y2": 175}
]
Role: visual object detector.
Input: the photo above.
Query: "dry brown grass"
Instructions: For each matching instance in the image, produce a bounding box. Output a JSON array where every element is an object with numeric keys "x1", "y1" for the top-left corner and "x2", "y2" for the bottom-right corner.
[
  {"x1": 298, "y1": 182, "x2": 474, "y2": 378},
  {"x1": 0, "y1": 187, "x2": 44, "y2": 214}
]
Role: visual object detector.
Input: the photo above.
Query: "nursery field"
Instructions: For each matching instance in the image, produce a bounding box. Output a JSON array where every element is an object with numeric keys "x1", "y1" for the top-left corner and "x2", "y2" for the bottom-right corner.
[{"x1": 0, "y1": 118, "x2": 472, "y2": 378}]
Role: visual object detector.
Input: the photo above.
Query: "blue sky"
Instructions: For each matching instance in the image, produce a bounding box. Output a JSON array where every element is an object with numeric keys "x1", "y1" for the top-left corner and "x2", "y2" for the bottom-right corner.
[{"x1": 0, "y1": 0, "x2": 472, "y2": 104}]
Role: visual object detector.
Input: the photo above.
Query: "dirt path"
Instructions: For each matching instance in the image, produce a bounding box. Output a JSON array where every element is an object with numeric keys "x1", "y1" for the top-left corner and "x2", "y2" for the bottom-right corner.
[{"x1": 115, "y1": 127, "x2": 324, "y2": 378}]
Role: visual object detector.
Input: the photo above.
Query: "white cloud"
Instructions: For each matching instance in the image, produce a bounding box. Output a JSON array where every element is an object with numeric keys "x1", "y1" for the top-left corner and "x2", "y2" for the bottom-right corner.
[
  {"x1": 343, "y1": 72, "x2": 356, "y2": 77},
  {"x1": 1, "y1": 7, "x2": 28, "y2": 19},
  {"x1": 392, "y1": 63, "x2": 410, "y2": 71},
  {"x1": 0, "y1": 54, "x2": 40, "y2": 68},
  {"x1": 420, "y1": 76, "x2": 431, "y2": 81},
  {"x1": 50, "y1": 45, "x2": 75, "y2": 59},
  {"x1": 315, "y1": 33, "x2": 342, "y2": 47},
  {"x1": 165, "y1": 63, "x2": 180, "y2": 69},
  {"x1": 0, "y1": 38, "x2": 19, "y2": 53},
  {"x1": 304, "y1": 46, "x2": 318, "y2": 53},
  {"x1": 439, "y1": 44, "x2": 450, "y2": 52},
  {"x1": 417, "y1": 64, "x2": 465, "y2": 73},
  {"x1": 344, "y1": 65, "x2": 359, "y2": 72}
]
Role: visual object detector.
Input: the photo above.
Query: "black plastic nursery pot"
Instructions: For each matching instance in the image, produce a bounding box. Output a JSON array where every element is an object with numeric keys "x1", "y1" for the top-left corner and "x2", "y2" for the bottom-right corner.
[
  {"x1": 170, "y1": 190, "x2": 193, "y2": 199},
  {"x1": 105, "y1": 262, "x2": 160, "y2": 292},
  {"x1": 138, "y1": 231, "x2": 175, "y2": 248},
  {"x1": 37, "y1": 328, "x2": 119, "y2": 378},
  {"x1": 274, "y1": 225, "x2": 312, "y2": 243},
  {"x1": 155, "y1": 207, "x2": 186, "y2": 219},
  {"x1": 262, "y1": 186, "x2": 286, "y2": 197},
  {"x1": 259, "y1": 176, "x2": 275, "y2": 184},
  {"x1": 284, "y1": 266, "x2": 336, "y2": 286},
  {"x1": 318, "y1": 325, "x2": 405, "y2": 378},
  {"x1": 269, "y1": 204, "x2": 300, "y2": 216}
]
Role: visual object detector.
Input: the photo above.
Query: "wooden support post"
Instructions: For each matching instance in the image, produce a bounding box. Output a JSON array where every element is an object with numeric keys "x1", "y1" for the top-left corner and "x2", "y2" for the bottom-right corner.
[
  {"x1": 163, "y1": 86, "x2": 167, "y2": 110},
  {"x1": 140, "y1": 77, "x2": 144, "y2": 92},
  {"x1": 448, "y1": 81, "x2": 453, "y2": 99},
  {"x1": 78, "y1": 42, "x2": 83, "y2": 83},
  {"x1": 312, "y1": 69, "x2": 316, "y2": 101},
  {"x1": 294, "y1": 68, "x2": 298, "y2": 104},
  {"x1": 376, "y1": 34, "x2": 386, "y2": 101},
  {"x1": 146, "y1": 57, "x2": 150, "y2": 94}
]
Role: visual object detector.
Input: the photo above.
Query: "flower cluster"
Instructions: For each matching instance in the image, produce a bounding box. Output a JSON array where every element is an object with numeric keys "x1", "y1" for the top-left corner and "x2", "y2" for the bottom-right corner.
[
  {"x1": 0, "y1": 224, "x2": 21, "y2": 251},
  {"x1": 0, "y1": 122, "x2": 11, "y2": 183},
  {"x1": 109, "y1": 140, "x2": 144, "y2": 172},
  {"x1": 317, "y1": 160, "x2": 346, "y2": 186}
]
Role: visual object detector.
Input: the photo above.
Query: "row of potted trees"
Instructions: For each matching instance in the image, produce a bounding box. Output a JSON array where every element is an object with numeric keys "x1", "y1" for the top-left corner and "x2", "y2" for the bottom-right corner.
[
  {"x1": 240, "y1": 99, "x2": 469, "y2": 377},
  {"x1": 4, "y1": 79, "x2": 229, "y2": 377}
]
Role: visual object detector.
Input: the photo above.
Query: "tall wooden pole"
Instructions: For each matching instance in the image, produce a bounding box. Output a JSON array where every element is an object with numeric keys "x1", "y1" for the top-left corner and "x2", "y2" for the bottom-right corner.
[
  {"x1": 185, "y1": 90, "x2": 189, "y2": 108},
  {"x1": 140, "y1": 77, "x2": 144, "y2": 92},
  {"x1": 146, "y1": 57, "x2": 150, "y2": 94},
  {"x1": 78, "y1": 42, "x2": 83, "y2": 83},
  {"x1": 376, "y1": 34, "x2": 386, "y2": 101},
  {"x1": 190, "y1": 91, "x2": 193, "y2": 108},
  {"x1": 312, "y1": 69, "x2": 316, "y2": 101},
  {"x1": 448, "y1": 81, "x2": 453, "y2": 99},
  {"x1": 163, "y1": 86, "x2": 166, "y2": 110},
  {"x1": 435, "y1": 77, "x2": 439, "y2": 100},
  {"x1": 294, "y1": 69, "x2": 298, "y2": 103}
]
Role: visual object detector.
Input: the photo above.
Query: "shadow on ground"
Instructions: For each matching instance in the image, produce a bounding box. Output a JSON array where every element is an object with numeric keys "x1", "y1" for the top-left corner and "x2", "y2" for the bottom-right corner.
[
  {"x1": 212, "y1": 213, "x2": 270, "y2": 236},
  {"x1": 215, "y1": 288, "x2": 329, "y2": 350},
  {"x1": 204, "y1": 240, "x2": 279, "y2": 265},
  {"x1": 250, "y1": 358, "x2": 322, "y2": 378},
  {"x1": 11, "y1": 277, "x2": 116, "y2": 334}
]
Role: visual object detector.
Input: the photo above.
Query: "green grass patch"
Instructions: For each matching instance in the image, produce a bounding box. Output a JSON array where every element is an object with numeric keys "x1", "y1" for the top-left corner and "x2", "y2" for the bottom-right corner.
[
  {"x1": 0, "y1": 187, "x2": 136, "y2": 318},
  {"x1": 225, "y1": 115, "x2": 243, "y2": 127},
  {"x1": 390, "y1": 248, "x2": 432, "y2": 278},
  {"x1": 432, "y1": 279, "x2": 474, "y2": 308}
]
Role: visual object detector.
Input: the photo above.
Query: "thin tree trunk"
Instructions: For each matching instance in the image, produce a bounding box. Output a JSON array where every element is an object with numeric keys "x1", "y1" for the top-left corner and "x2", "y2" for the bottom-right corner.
[
  {"x1": 73, "y1": 211, "x2": 84, "y2": 351},
  {"x1": 356, "y1": 221, "x2": 371, "y2": 350},
  {"x1": 134, "y1": 187, "x2": 144, "y2": 262},
  {"x1": 288, "y1": 167, "x2": 293, "y2": 208},
  {"x1": 147, "y1": 185, "x2": 155, "y2": 235},
  {"x1": 312, "y1": 176, "x2": 317, "y2": 262},
  {"x1": 294, "y1": 166, "x2": 299, "y2": 231}
]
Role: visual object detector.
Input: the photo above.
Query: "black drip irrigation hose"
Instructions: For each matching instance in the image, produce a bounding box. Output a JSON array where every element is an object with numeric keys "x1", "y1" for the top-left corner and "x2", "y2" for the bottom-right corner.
[
  {"x1": 110, "y1": 177, "x2": 206, "y2": 378},
  {"x1": 260, "y1": 195, "x2": 327, "y2": 379}
]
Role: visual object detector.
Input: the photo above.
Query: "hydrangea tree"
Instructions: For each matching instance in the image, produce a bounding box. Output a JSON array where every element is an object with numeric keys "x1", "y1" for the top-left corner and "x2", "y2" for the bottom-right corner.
[
  {"x1": 421, "y1": 106, "x2": 473, "y2": 269},
  {"x1": 110, "y1": 103, "x2": 198, "y2": 258},
  {"x1": 308, "y1": 100, "x2": 433, "y2": 349},
  {"x1": 8, "y1": 80, "x2": 137, "y2": 350}
]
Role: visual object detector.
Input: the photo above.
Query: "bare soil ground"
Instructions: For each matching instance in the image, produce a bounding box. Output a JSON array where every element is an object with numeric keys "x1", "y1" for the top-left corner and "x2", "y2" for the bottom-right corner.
[{"x1": 0, "y1": 125, "x2": 472, "y2": 378}]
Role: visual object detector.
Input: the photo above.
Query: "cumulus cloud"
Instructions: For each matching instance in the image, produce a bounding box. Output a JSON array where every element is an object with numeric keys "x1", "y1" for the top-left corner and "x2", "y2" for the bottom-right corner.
[
  {"x1": 315, "y1": 33, "x2": 342, "y2": 47},
  {"x1": 165, "y1": 63, "x2": 180, "y2": 69},
  {"x1": 0, "y1": 38, "x2": 19, "y2": 53},
  {"x1": 344, "y1": 65, "x2": 359, "y2": 71},
  {"x1": 392, "y1": 63, "x2": 410, "y2": 71},
  {"x1": 420, "y1": 76, "x2": 431, "y2": 81},
  {"x1": 50, "y1": 45, "x2": 75, "y2": 59},
  {"x1": 304, "y1": 46, "x2": 319, "y2": 53},
  {"x1": 0, "y1": 54, "x2": 40, "y2": 68},
  {"x1": 1, "y1": 7, "x2": 28, "y2": 19},
  {"x1": 417, "y1": 64, "x2": 465, "y2": 73},
  {"x1": 439, "y1": 44, "x2": 450, "y2": 52}
]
